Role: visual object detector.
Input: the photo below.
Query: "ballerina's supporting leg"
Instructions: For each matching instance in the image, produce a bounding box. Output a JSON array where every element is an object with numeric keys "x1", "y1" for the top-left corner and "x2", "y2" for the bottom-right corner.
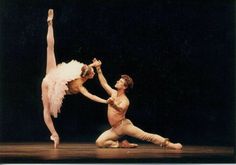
[{"x1": 41, "y1": 83, "x2": 59, "y2": 148}]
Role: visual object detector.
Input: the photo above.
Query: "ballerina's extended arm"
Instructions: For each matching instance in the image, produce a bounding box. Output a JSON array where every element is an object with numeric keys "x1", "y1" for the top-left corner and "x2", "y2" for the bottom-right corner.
[{"x1": 79, "y1": 85, "x2": 107, "y2": 104}]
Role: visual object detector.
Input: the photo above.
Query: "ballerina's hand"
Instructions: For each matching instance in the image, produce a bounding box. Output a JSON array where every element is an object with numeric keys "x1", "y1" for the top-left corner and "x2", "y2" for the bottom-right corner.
[
  {"x1": 92, "y1": 58, "x2": 102, "y2": 67},
  {"x1": 107, "y1": 97, "x2": 115, "y2": 105}
]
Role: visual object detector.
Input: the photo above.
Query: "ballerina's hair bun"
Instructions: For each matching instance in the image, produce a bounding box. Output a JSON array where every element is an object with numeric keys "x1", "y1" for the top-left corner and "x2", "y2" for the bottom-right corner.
[{"x1": 81, "y1": 65, "x2": 91, "y2": 78}]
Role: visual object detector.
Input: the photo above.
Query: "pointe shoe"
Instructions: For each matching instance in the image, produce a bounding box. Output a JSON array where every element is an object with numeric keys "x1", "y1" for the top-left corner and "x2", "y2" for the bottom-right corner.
[
  {"x1": 50, "y1": 135, "x2": 59, "y2": 149},
  {"x1": 47, "y1": 9, "x2": 54, "y2": 24},
  {"x1": 119, "y1": 140, "x2": 138, "y2": 148}
]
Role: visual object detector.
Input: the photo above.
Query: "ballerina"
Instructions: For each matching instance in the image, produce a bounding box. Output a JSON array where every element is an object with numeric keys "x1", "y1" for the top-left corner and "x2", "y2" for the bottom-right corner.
[{"x1": 41, "y1": 9, "x2": 107, "y2": 148}]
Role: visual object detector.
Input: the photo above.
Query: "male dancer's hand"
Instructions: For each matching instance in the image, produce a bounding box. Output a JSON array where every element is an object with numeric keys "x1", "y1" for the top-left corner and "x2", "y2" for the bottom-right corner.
[
  {"x1": 107, "y1": 97, "x2": 115, "y2": 105},
  {"x1": 92, "y1": 58, "x2": 102, "y2": 67}
]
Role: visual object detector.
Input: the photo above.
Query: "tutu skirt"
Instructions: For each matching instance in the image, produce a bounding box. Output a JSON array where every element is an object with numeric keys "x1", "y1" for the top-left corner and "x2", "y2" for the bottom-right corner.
[{"x1": 42, "y1": 60, "x2": 84, "y2": 118}]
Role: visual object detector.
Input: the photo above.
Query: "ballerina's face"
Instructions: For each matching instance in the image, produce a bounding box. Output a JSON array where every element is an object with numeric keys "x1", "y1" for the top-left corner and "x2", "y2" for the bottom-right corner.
[{"x1": 87, "y1": 67, "x2": 95, "y2": 79}]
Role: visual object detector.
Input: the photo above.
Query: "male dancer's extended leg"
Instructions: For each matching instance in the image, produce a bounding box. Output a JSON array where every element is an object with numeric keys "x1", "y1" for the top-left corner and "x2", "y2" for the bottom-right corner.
[
  {"x1": 122, "y1": 119, "x2": 182, "y2": 150},
  {"x1": 41, "y1": 9, "x2": 59, "y2": 148}
]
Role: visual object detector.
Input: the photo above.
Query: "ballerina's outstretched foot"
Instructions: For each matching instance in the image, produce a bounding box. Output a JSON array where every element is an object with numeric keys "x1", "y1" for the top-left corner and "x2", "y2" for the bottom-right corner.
[
  {"x1": 50, "y1": 135, "x2": 60, "y2": 149},
  {"x1": 47, "y1": 9, "x2": 54, "y2": 25}
]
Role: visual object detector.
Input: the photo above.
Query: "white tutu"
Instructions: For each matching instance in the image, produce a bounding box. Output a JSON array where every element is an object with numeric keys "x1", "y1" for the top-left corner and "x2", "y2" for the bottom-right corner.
[{"x1": 42, "y1": 60, "x2": 84, "y2": 118}]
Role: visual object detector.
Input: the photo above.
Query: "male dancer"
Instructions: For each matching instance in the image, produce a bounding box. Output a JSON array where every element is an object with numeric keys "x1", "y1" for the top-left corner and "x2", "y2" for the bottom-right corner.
[{"x1": 93, "y1": 58, "x2": 182, "y2": 149}]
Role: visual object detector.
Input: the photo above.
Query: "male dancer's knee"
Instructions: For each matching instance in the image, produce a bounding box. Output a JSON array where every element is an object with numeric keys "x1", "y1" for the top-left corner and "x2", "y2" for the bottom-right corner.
[{"x1": 95, "y1": 138, "x2": 104, "y2": 147}]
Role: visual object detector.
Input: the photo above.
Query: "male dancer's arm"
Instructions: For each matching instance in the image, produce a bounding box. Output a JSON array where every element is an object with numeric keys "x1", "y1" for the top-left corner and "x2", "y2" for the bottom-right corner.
[{"x1": 93, "y1": 58, "x2": 115, "y2": 96}]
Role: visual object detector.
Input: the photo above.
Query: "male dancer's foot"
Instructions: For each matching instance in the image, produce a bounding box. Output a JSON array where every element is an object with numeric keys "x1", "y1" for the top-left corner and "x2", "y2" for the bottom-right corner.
[
  {"x1": 119, "y1": 140, "x2": 138, "y2": 148},
  {"x1": 161, "y1": 138, "x2": 182, "y2": 150},
  {"x1": 50, "y1": 134, "x2": 60, "y2": 149},
  {"x1": 167, "y1": 142, "x2": 183, "y2": 150},
  {"x1": 47, "y1": 9, "x2": 54, "y2": 24}
]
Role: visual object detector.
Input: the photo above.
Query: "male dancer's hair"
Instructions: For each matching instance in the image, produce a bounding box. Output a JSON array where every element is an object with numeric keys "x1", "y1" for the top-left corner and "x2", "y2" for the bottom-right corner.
[{"x1": 121, "y1": 74, "x2": 133, "y2": 92}]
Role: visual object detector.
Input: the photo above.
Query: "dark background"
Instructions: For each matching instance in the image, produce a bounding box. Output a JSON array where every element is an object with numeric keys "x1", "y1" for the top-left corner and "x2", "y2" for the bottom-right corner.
[{"x1": 0, "y1": 0, "x2": 234, "y2": 146}]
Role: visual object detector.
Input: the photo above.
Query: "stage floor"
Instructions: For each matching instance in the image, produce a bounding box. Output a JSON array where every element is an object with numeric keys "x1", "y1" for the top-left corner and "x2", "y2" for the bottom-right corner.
[{"x1": 0, "y1": 142, "x2": 234, "y2": 163}]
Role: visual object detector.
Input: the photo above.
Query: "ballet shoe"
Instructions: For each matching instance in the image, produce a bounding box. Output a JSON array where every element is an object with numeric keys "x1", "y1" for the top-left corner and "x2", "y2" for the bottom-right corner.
[
  {"x1": 50, "y1": 135, "x2": 59, "y2": 149},
  {"x1": 172, "y1": 143, "x2": 183, "y2": 150},
  {"x1": 119, "y1": 140, "x2": 138, "y2": 148},
  {"x1": 166, "y1": 142, "x2": 183, "y2": 150},
  {"x1": 47, "y1": 9, "x2": 54, "y2": 24},
  {"x1": 160, "y1": 138, "x2": 182, "y2": 150}
]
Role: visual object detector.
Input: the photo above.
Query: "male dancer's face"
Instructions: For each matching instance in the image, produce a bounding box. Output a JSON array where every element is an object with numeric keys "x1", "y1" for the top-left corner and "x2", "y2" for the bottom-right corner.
[{"x1": 115, "y1": 78, "x2": 127, "y2": 90}]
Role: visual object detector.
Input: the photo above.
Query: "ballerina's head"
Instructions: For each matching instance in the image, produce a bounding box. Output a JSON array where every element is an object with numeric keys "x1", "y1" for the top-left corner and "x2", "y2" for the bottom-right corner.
[{"x1": 81, "y1": 65, "x2": 95, "y2": 79}]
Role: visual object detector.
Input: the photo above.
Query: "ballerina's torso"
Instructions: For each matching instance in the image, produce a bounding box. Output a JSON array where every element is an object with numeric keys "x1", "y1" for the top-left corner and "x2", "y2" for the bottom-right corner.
[{"x1": 66, "y1": 78, "x2": 85, "y2": 95}]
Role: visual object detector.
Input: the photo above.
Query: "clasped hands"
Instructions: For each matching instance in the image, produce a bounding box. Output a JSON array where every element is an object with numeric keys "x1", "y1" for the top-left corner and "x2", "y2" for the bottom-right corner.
[
  {"x1": 107, "y1": 97, "x2": 115, "y2": 105},
  {"x1": 92, "y1": 58, "x2": 102, "y2": 68}
]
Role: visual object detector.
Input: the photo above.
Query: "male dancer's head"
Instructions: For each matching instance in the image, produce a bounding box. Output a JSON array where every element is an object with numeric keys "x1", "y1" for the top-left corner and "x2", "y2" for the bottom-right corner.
[{"x1": 114, "y1": 74, "x2": 133, "y2": 92}]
